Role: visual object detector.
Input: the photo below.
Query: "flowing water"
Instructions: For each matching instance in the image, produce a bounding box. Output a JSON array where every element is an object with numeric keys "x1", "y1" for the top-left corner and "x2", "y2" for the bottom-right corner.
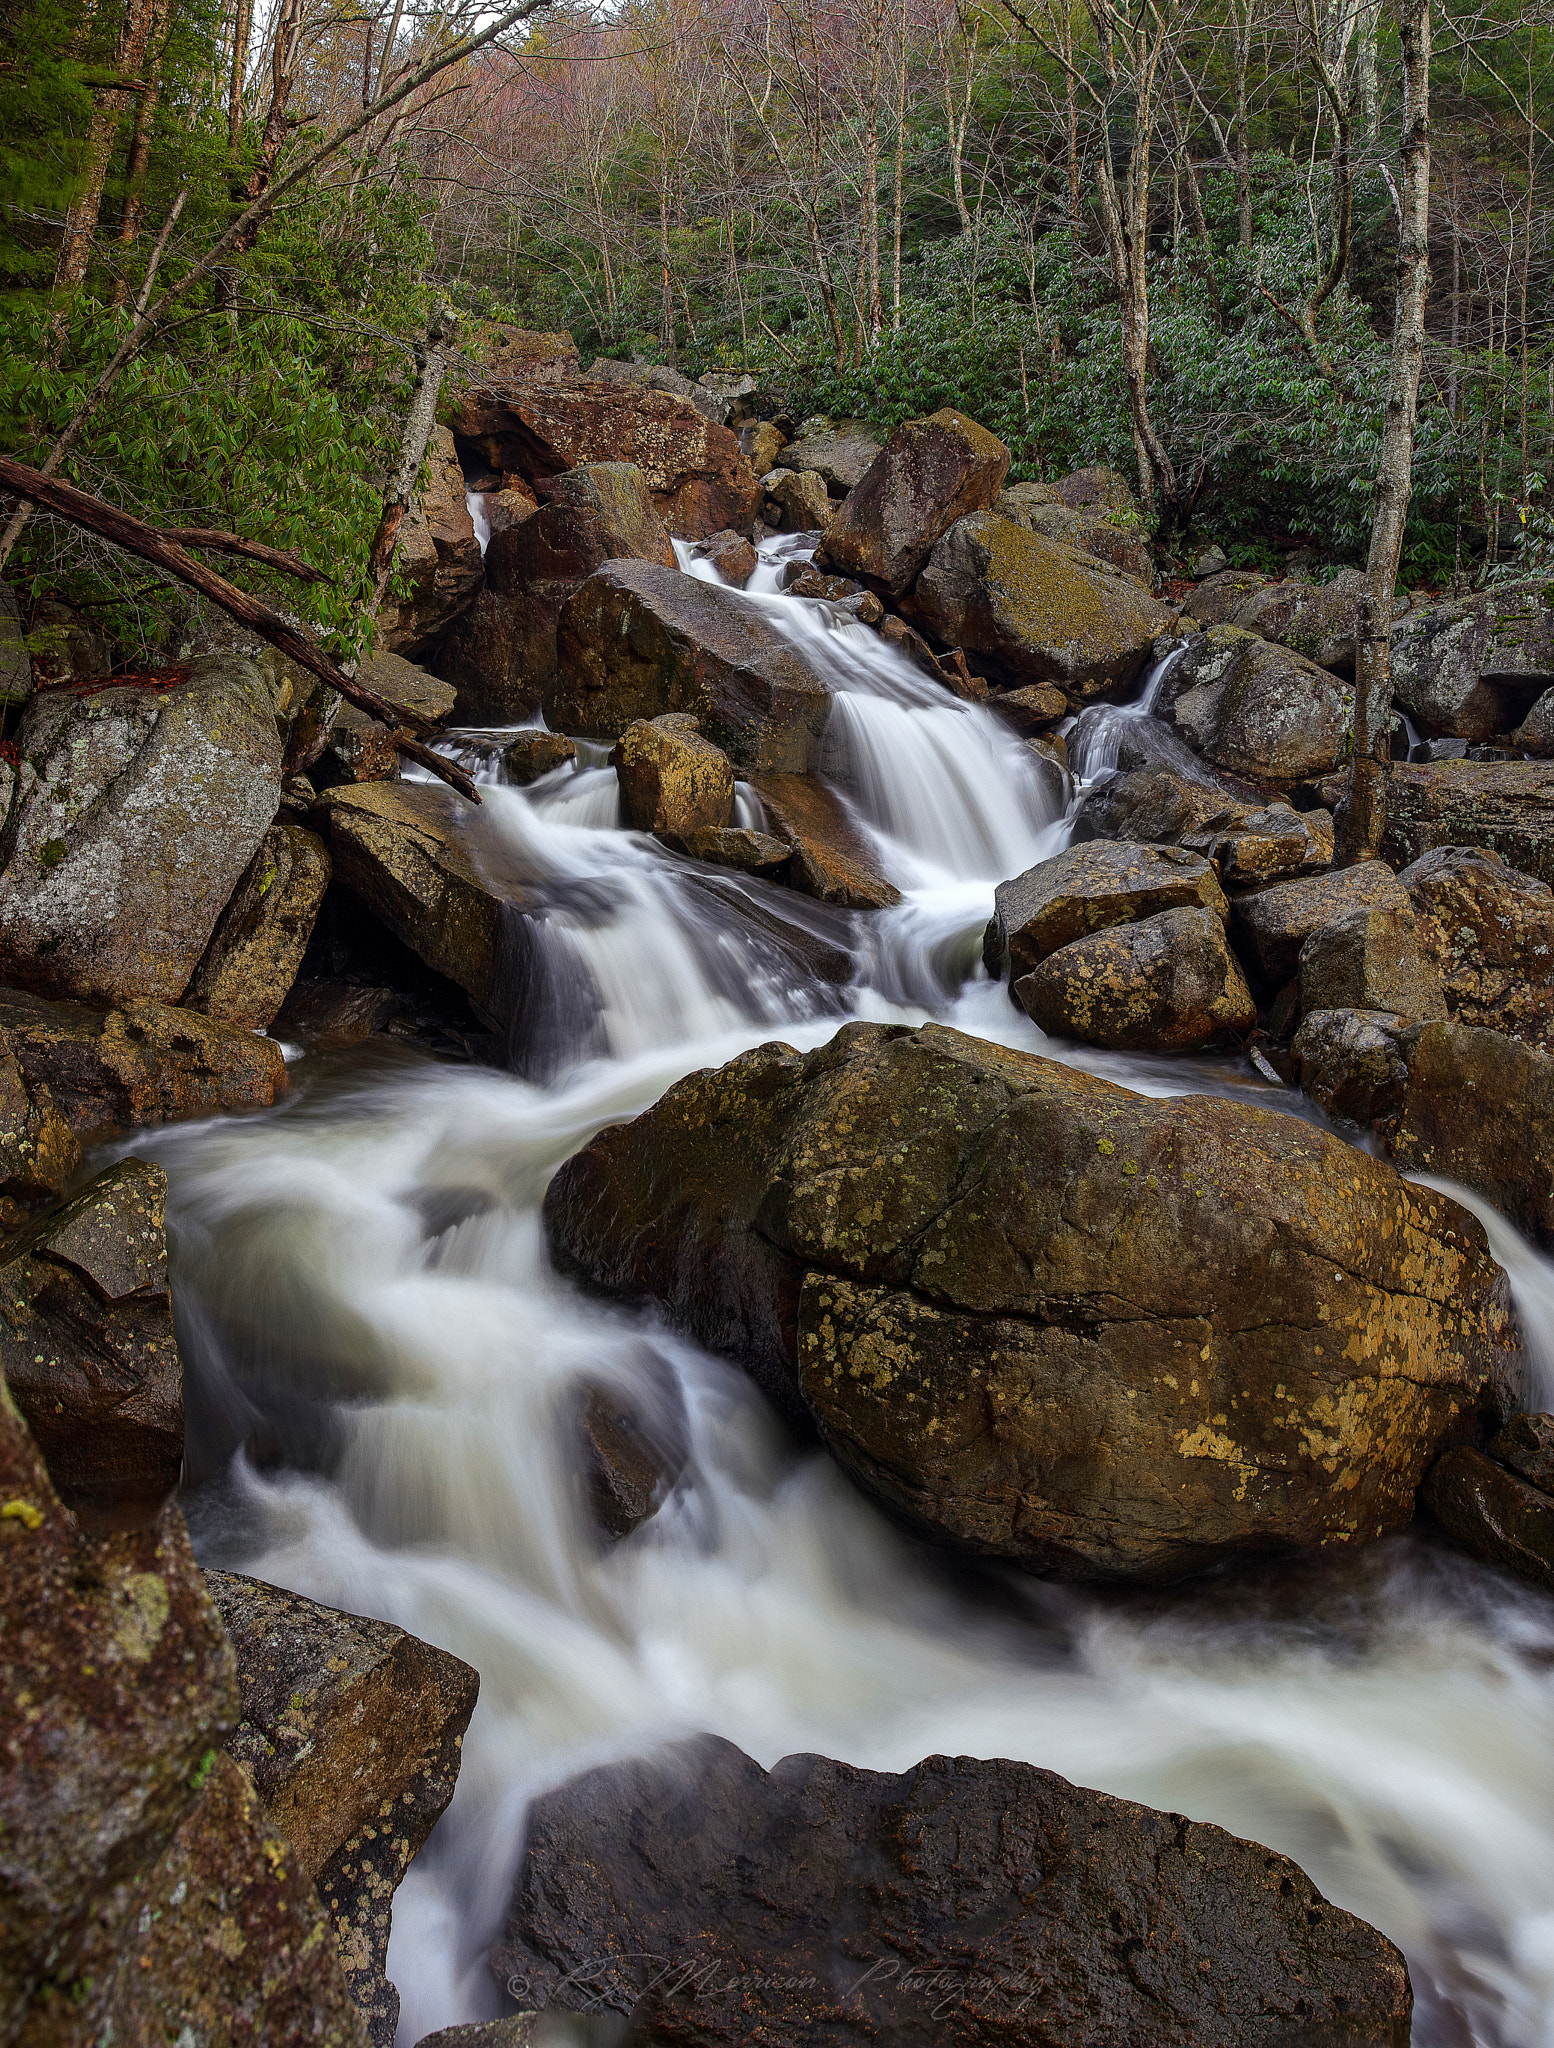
[{"x1": 126, "y1": 536, "x2": 1554, "y2": 2047}]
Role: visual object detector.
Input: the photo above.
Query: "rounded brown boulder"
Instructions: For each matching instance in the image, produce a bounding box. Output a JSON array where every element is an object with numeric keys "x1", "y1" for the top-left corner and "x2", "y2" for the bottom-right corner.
[{"x1": 545, "y1": 1021, "x2": 1519, "y2": 1582}]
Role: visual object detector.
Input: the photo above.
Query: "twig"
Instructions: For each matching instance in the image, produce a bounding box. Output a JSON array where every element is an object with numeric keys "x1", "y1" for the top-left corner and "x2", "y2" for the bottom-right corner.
[
  {"x1": 132, "y1": 186, "x2": 186, "y2": 320},
  {"x1": 161, "y1": 526, "x2": 331, "y2": 582},
  {"x1": 0, "y1": 455, "x2": 479, "y2": 804}
]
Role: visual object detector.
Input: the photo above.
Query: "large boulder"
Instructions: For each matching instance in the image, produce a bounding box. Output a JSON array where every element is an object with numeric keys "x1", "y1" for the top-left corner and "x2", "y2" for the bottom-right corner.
[
  {"x1": 377, "y1": 426, "x2": 484, "y2": 656},
  {"x1": 0, "y1": 1386, "x2": 365, "y2": 2045},
  {"x1": 1422, "y1": 1444, "x2": 1554, "y2": 1596},
  {"x1": 443, "y1": 325, "x2": 579, "y2": 424},
  {"x1": 1015, "y1": 904, "x2": 1255, "y2": 1049},
  {"x1": 0, "y1": 1159, "x2": 180, "y2": 1533},
  {"x1": 908, "y1": 513, "x2": 1176, "y2": 703},
  {"x1": 613, "y1": 715, "x2": 735, "y2": 843},
  {"x1": 1296, "y1": 901, "x2": 1446, "y2": 1022},
  {"x1": 1158, "y1": 626, "x2": 1353, "y2": 788},
  {"x1": 986, "y1": 840, "x2": 1228, "y2": 983},
  {"x1": 818, "y1": 409, "x2": 1010, "y2": 596},
  {"x1": 1230, "y1": 862, "x2": 1409, "y2": 985},
  {"x1": 995, "y1": 472, "x2": 1153, "y2": 587},
  {"x1": 439, "y1": 463, "x2": 677, "y2": 722},
  {"x1": 1400, "y1": 845, "x2": 1554, "y2": 1051},
  {"x1": 761, "y1": 466, "x2": 832, "y2": 533},
  {"x1": 1189, "y1": 567, "x2": 1271, "y2": 624},
  {"x1": 444, "y1": 381, "x2": 761, "y2": 539},
  {"x1": 318, "y1": 782, "x2": 509, "y2": 1018},
  {"x1": 1391, "y1": 579, "x2": 1554, "y2": 739},
  {"x1": 550, "y1": 561, "x2": 833, "y2": 771},
  {"x1": 1381, "y1": 759, "x2": 1554, "y2": 886},
  {"x1": 1229, "y1": 568, "x2": 1405, "y2": 676},
  {"x1": 1294, "y1": 1010, "x2": 1554, "y2": 1249},
  {"x1": 0, "y1": 656, "x2": 283, "y2": 1007},
  {"x1": 545, "y1": 1022, "x2": 1516, "y2": 1581},
  {"x1": 1076, "y1": 768, "x2": 1333, "y2": 887},
  {"x1": 747, "y1": 773, "x2": 900, "y2": 910},
  {"x1": 0, "y1": 984, "x2": 286, "y2": 1144},
  {"x1": 184, "y1": 820, "x2": 331, "y2": 1031},
  {"x1": 777, "y1": 416, "x2": 883, "y2": 495},
  {"x1": 493, "y1": 1733, "x2": 1412, "y2": 2048},
  {"x1": 209, "y1": 1571, "x2": 479, "y2": 2046}
]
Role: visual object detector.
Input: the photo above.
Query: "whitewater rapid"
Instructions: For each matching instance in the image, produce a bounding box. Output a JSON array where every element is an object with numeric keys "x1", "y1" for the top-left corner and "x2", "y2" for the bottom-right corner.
[{"x1": 126, "y1": 536, "x2": 1554, "y2": 2048}]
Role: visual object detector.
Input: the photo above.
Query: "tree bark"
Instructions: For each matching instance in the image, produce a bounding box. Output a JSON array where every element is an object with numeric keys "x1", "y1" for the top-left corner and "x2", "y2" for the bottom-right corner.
[
  {"x1": 228, "y1": 0, "x2": 253, "y2": 148},
  {"x1": 1335, "y1": 0, "x2": 1430, "y2": 866},
  {"x1": 109, "y1": 0, "x2": 170, "y2": 290},
  {"x1": 54, "y1": 0, "x2": 159, "y2": 291},
  {"x1": 0, "y1": 456, "x2": 479, "y2": 804},
  {"x1": 366, "y1": 308, "x2": 454, "y2": 617}
]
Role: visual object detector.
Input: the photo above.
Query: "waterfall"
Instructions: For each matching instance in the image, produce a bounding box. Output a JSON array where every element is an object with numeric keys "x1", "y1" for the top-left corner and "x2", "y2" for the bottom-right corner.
[{"x1": 126, "y1": 530, "x2": 1554, "y2": 2048}]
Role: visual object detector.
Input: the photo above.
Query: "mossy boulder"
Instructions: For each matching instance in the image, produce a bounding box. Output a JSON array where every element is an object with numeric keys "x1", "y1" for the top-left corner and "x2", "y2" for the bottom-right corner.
[
  {"x1": 908, "y1": 512, "x2": 1175, "y2": 703},
  {"x1": 184, "y1": 820, "x2": 331, "y2": 1032},
  {"x1": 819, "y1": 409, "x2": 1010, "y2": 596},
  {"x1": 1391, "y1": 577, "x2": 1554, "y2": 739},
  {"x1": 1380, "y1": 759, "x2": 1554, "y2": 886},
  {"x1": 1158, "y1": 626, "x2": 1353, "y2": 788},
  {"x1": 1015, "y1": 904, "x2": 1255, "y2": 1050},
  {"x1": 1400, "y1": 845, "x2": 1554, "y2": 1052},
  {"x1": 614, "y1": 714, "x2": 735, "y2": 844},
  {"x1": 545, "y1": 1021, "x2": 1518, "y2": 1582}
]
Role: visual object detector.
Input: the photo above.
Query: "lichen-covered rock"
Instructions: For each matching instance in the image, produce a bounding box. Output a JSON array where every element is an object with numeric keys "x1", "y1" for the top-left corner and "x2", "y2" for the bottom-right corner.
[
  {"x1": 1158, "y1": 626, "x2": 1353, "y2": 787},
  {"x1": 1297, "y1": 902, "x2": 1446, "y2": 1022},
  {"x1": 377, "y1": 426, "x2": 484, "y2": 657},
  {"x1": 990, "y1": 680, "x2": 1068, "y2": 733},
  {"x1": 494, "y1": 1733, "x2": 1413, "y2": 2048},
  {"x1": 761, "y1": 466, "x2": 833, "y2": 533},
  {"x1": 909, "y1": 512, "x2": 1175, "y2": 703},
  {"x1": 777, "y1": 417, "x2": 882, "y2": 495},
  {"x1": 995, "y1": 475, "x2": 1153, "y2": 586},
  {"x1": 545, "y1": 1022, "x2": 1516, "y2": 1580},
  {"x1": 1075, "y1": 769, "x2": 1333, "y2": 887},
  {"x1": 1394, "y1": 845, "x2": 1554, "y2": 1050},
  {"x1": 207, "y1": 1571, "x2": 479, "y2": 2047},
  {"x1": 739, "y1": 420, "x2": 786, "y2": 473},
  {"x1": 184, "y1": 821, "x2": 331, "y2": 1031},
  {"x1": 443, "y1": 382, "x2": 761, "y2": 539},
  {"x1": 551, "y1": 561, "x2": 833, "y2": 770},
  {"x1": 0, "y1": 985, "x2": 285, "y2": 1142},
  {"x1": 1230, "y1": 862, "x2": 1408, "y2": 984},
  {"x1": 0, "y1": 1159, "x2": 179, "y2": 1533},
  {"x1": 1391, "y1": 578, "x2": 1554, "y2": 739},
  {"x1": 1380, "y1": 759, "x2": 1554, "y2": 885},
  {"x1": 1015, "y1": 904, "x2": 1255, "y2": 1050},
  {"x1": 747, "y1": 773, "x2": 900, "y2": 909},
  {"x1": 614, "y1": 715, "x2": 735, "y2": 843},
  {"x1": 1290, "y1": 1007, "x2": 1414, "y2": 1127},
  {"x1": 986, "y1": 840, "x2": 1228, "y2": 983},
  {"x1": 1422, "y1": 1446, "x2": 1554, "y2": 1595},
  {"x1": 443, "y1": 325, "x2": 579, "y2": 428},
  {"x1": 819, "y1": 409, "x2": 1010, "y2": 596},
  {"x1": 502, "y1": 730, "x2": 576, "y2": 785},
  {"x1": 440, "y1": 462, "x2": 677, "y2": 723},
  {"x1": 1229, "y1": 568, "x2": 1405, "y2": 675},
  {"x1": 1189, "y1": 567, "x2": 1272, "y2": 624},
  {"x1": 318, "y1": 782, "x2": 510, "y2": 1017},
  {"x1": 0, "y1": 656, "x2": 283, "y2": 1007}
]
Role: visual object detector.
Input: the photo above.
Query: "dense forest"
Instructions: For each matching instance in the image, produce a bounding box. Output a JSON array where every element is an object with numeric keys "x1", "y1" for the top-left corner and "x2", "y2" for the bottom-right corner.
[{"x1": 1, "y1": 0, "x2": 1550, "y2": 672}]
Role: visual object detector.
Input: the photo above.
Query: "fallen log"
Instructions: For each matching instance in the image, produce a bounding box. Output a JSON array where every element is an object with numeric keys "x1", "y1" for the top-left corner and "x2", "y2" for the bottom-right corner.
[
  {"x1": 160, "y1": 528, "x2": 332, "y2": 583},
  {"x1": 0, "y1": 455, "x2": 479, "y2": 804}
]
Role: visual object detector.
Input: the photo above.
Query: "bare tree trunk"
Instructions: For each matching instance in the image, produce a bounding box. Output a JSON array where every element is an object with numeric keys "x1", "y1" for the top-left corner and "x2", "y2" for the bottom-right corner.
[
  {"x1": 108, "y1": 0, "x2": 170, "y2": 304},
  {"x1": 1335, "y1": 0, "x2": 1430, "y2": 865},
  {"x1": 1232, "y1": 0, "x2": 1254, "y2": 245},
  {"x1": 228, "y1": 0, "x2": 252, "y2": 147},
  {"x1": 892, "y1": 0, "x2": 907, "y2": 328},
  {"x1": 54, "y1": 0, "x2": 158, "y2": 290},
  {"x1": 367, "y1": 307, "x2": 454, "y2": 618}
]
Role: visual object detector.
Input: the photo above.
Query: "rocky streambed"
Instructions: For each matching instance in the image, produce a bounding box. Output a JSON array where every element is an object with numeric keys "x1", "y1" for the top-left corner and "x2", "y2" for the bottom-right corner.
[{"x1": 5, "y1": 363, "x2": 1554, "y2": 2048}]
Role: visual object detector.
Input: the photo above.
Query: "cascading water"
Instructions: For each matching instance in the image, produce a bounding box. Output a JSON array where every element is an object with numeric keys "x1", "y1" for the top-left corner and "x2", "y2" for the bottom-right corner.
[{"x1": 127, "y1": 531, "x2": 1554, "y2": 2048}]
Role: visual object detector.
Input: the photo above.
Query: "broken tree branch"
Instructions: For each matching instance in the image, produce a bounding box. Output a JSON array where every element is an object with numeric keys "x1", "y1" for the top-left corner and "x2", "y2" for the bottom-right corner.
[
  {"x1": 0, "y1": 455, "x2": 479, "y2": 804},
  {"x1": 161, "y1": 526, "x2": 332, "y2": 582}
]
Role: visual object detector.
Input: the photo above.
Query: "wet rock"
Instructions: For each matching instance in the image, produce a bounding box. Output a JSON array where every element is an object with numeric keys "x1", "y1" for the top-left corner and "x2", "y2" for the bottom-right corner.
[
  {"x1": 1293, "y1": 1012, "x2": 1554, "y2": 1247},
  {"x1": 1297, "y1": 902, "x2": 1446, "y2": 1021},
  {"x1": 183, "y1": 820, "x2": 332, "y2": 1031},
  {"x1": 684, "y1": 824, "x2": 791, "y2": 874},
  {"x1": 0, "y1": 984, "x2": 286, "y2": 1141},
  {"x1": 818, "y1": 409, "x2": 1009, "y2": 597},
  {"x1": 1015, "y1": 904, "x2": 1255, "y2": 1050},
  {"x1": 0, "y1": 654, "x2": 283, "y2": 1007},
  {"x1": 494, "y1": 1732, "x2": 1412, "y2": 2048},
  {"x1": 697, "y1": 528, "x2": 758, "y2": 586},
  {"x1": 1230, "y1": 862, "x2": 1408, "y2": 985},
  {"x1": 990, "y1": 681, "x2": 1068, "y2": 733},
  {"x1": 574, "y1": 1376, "x2": 688, "y2": 1539},
  {"x1": 739, "y1": 420, "x2": 787, "y2": 473},
  {"x1": 1398, "y1": 845, "x2": 1554, "y2": 1051},
  {"x1": 994, "y1": 475, "x2": 1153, "y2": 587},
  {"x1": 1077, "y1": 772, "x2": 1339, "y2": 891},
  {"x1": 444, "y1": 382, "x2": 761, "y2": 540},
  {"x1": 416, "y1": 2022, "x2": 538, "y2": 2048},
  {"x1": 441, "y1": 462, "x2": 677, "y2": 723},
  {"x1": 1422, "y1": 1446, "x2": 1554, "y2": 1594},
  {"x1": 1380, "y1": 759, "x2": 1554, "y2": 885},
  {"x1": 614, "y1": 715, "x2": 735, "y2": 844},
  {"x1": 761, "y1": 466, "x2": 833, "y2": 533},
  {"x1": 747, "y1": 773, "x2": 900, "y2": 909},
  {"x1": 1157, "y1": 626, "x2": 1353, "y2": 788},
  {"x1": 1391, "y1": 578, "x2": 1554, "y2": 739},
  {"x1": 0, "y1": 1158, "x2": 179, "y2": 1532},
  {"x1": 1490, "y1": 1411, "x2": 1554, "y2": 1492},
  {"x1": 319, "y1": 782, "x2": 509, "y2": 1017},
  {"x1": 503, "y1": 730, "x2": 577, "y2": 785},
  {"x1": 909, "y1": 513, "x2": 1176, "y2": 703},
  {"x1": 986, "y1": 840, "x2": 1228, "y2": 983},
  {"x1": 551, "y1": 561, "x2": 833, "y2": 772},
  {"x1": 207, "y1": 1569, "x2": 480, "y2": 2047},
  {"x1": 318, "y1": 652, "x2": 458, "y2": 787},
  {"x1": 273, "y1": 979, "x2": 404, "y2": 1049},
  {"x1": 0, "y1": 1384, "x2": 360, "y2": 2045},
  {"x1": 378, "y1": 426, "x2": 484, "y2": 656},
  {"x1": 545, "y1": 1021, "x2": 1516, "y2": 1580},
  {"x1": 778, "y1": 417, "x2": 883, "y2": 495}
]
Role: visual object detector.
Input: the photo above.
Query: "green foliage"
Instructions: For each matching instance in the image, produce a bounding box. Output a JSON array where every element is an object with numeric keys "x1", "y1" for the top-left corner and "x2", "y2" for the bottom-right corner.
[{"x1": 0, "y1": 0, "x2": 94, "y2": 297}]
